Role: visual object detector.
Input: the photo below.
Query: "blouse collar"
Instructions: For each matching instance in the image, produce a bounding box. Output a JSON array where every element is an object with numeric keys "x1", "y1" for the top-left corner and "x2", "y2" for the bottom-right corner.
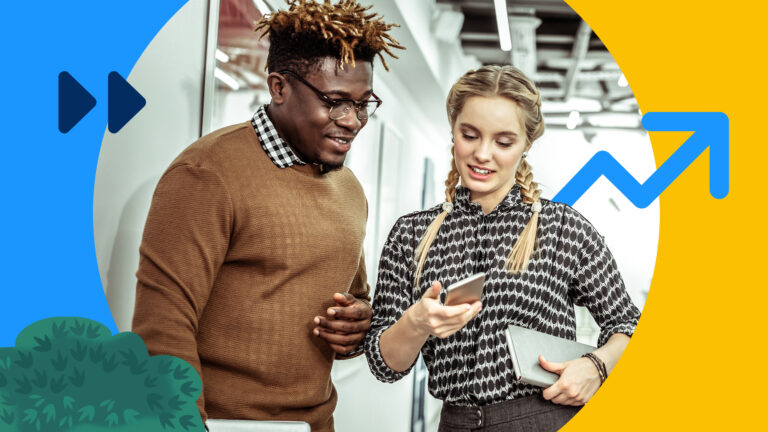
[{"x1": 453, "y1": 184, "x2": 526, "y2": 214}]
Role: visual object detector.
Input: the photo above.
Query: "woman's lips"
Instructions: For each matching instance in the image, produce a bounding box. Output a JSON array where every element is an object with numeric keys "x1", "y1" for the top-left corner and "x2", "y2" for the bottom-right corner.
[{"x1": 467, "y1": 165, "x2": 495, "y2": 180}]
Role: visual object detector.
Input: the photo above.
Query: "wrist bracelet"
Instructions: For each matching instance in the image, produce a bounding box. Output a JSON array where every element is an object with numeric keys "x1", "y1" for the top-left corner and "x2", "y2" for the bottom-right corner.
[{"x1": 582, "y1": 353, "x2": 607, "y2": 384}]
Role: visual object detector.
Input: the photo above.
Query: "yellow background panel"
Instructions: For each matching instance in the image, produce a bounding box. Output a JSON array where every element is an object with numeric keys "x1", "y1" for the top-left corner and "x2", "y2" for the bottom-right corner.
[{"x1": 563, "y1": 1, "x2": 766, "y2": 429}]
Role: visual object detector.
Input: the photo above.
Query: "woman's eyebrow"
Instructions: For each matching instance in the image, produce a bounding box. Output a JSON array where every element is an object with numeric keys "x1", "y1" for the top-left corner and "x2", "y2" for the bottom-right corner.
[
  {"x1": 495, "y1": 131, "x2": 519, "y2": 139},
  {"x1": 459, "y1": 123, "x2": 519, "y2": 138}
]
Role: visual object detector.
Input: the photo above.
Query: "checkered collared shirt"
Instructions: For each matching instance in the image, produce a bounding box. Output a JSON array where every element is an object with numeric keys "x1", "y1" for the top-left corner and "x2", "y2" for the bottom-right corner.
[{"x1": 251, "y1": 105, "x2": 306, "y2": 168}]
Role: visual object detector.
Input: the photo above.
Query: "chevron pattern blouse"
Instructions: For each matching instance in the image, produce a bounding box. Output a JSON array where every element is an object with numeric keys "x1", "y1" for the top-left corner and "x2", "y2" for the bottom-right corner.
[{"x1": 363, "y1": 185, "x2": 641, "y2": 406}]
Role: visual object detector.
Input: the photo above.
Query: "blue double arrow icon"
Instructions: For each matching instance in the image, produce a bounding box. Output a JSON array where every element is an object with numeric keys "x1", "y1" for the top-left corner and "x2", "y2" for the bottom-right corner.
[
  {"x1": 553, "y1": 112, "x2": 729, "y2": 207},
  {"x1": 58, "y1": 71, "x2": 146, "y2": 134}
]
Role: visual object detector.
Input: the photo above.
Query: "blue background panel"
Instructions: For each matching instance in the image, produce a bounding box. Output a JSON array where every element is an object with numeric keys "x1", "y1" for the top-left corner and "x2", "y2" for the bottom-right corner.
[{"x1": 0, "y1": 1, "x2": 188, "y2": 346}]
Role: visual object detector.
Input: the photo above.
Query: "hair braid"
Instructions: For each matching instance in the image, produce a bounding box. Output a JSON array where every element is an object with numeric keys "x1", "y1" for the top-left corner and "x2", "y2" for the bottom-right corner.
[
  {"x1": 414, "y1": 154, "x2": 460, "y2": 287},
  {"x1": 444, "y1": 150, "x2": 461, "y2": 203},
  {"x1": 515, "y1": 159, "x2": 541, "y2": 204},
  {"x1": 506, "y1": 158, "x2": 541, "y2": 273}
]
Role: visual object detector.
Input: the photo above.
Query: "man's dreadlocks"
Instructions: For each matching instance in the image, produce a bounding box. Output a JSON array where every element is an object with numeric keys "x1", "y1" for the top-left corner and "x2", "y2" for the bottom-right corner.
[{"x1": 254, "y1": 0, "x2": 405, "y2": 76}]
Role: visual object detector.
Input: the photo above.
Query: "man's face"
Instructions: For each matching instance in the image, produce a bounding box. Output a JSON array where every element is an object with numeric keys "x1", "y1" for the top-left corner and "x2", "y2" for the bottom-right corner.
[{"x1": 279, "y1": 57, "x2": 374, "y2": 170}]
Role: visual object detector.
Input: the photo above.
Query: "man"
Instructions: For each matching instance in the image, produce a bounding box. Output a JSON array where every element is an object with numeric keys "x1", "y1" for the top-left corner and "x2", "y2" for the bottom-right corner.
[{"x1": 131, "y1": 1, "x2": 403, "y2": 430}]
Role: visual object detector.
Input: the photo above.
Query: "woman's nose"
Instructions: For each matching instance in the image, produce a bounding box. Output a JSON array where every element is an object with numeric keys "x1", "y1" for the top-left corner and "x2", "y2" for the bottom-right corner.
[{"x1": 474, "y1": 140, "x2": 493, "y2": 162}]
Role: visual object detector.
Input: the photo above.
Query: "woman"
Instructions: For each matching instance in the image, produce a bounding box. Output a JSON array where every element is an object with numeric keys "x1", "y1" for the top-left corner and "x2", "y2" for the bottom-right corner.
[{"x1": 363, "y1": 65, "x2": 641, "y2": 431}]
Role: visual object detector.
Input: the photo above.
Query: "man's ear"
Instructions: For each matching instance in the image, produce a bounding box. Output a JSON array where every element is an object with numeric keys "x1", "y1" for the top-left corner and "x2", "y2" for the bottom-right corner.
[{"x1": 267, "y1": 72, "x2": 288, "y2": 104}]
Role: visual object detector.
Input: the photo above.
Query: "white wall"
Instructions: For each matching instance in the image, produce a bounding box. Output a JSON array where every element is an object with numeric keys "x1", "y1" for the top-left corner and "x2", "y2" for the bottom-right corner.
[{"x1": 93, "y1": 0, "x2": 208, "y2": 331}]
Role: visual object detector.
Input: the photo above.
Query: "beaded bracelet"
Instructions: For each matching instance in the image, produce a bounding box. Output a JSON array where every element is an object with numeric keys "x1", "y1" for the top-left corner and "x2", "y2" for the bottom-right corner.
[{"x1": 582, "y1": 352, "x2": 607, "y2": 384}]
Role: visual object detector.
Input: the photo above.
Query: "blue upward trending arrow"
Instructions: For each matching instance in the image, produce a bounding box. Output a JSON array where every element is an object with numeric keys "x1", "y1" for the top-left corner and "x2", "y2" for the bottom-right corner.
[{"x1": 552, "y1": 112, "x2": 729, "y2": 208}]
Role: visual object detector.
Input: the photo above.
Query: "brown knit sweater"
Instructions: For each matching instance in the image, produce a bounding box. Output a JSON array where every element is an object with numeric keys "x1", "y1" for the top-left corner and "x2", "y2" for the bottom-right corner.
[{"x1": 132, "y1": 121, "x2": 369, "y2": 431}]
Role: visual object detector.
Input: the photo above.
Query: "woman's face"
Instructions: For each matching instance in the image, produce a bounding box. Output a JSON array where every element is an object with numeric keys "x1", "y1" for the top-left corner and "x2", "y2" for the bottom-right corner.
[{"x1": 453, "y1": 96, "x2": 530, "y2": 212}]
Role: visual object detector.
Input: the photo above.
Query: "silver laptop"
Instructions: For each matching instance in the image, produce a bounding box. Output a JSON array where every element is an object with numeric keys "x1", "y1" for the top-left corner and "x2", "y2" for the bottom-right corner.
[{"x1": 206, "y1": 419, "x2": 311, "y2": 432}]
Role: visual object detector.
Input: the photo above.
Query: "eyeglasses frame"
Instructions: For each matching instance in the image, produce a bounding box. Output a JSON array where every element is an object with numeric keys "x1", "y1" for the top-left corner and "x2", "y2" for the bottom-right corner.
[{"x1": 277, "y1": 69, "x2": 382, "y2": 121}]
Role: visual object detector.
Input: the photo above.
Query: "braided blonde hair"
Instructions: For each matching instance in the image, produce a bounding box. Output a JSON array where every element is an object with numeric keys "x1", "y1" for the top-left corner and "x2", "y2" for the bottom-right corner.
[{"x1": 414, "y1": 65, "x2": 545, "y2": 286}]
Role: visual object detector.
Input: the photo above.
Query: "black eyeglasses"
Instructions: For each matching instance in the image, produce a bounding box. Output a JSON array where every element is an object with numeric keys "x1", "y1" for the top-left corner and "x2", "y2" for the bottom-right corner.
[{"x1": 278, "y1": 70, "x2": 382, "y2": 121}]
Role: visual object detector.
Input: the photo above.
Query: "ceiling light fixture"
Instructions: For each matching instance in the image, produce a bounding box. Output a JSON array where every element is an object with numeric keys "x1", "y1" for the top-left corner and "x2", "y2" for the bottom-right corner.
[
  {"x1": 565, "y1": 111, "x2": 581, "y2": 130},
  {"x1": 214, "y1": 67, "x2": 240, "y2": 91},
  {"x1": 494, "y1": 0, "x2": 512, "y2": 51},
  {"x1": 215, "y1": 49, "x2": 230, "y2": 64},
  {"x1": 567, "y1": 111, "x2": 580, "y2": 130},
  {"x1": 617, "y1": 73, "x2": 628, "y2": 87}
]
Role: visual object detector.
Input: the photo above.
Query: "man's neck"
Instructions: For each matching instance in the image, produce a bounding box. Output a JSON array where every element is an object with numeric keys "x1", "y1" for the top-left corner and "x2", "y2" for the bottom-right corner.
[{"x1": 265, "y1": 103, "x2": 310, "y2": 164}]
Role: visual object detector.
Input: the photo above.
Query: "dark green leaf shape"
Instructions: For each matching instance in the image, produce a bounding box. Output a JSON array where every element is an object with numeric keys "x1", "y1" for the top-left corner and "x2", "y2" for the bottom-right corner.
[
  {"x1": 144, "y1": 375, "x2": 158, "y2": 388},
  {"x1": 14, "y1": 351, "x2": 33, "y2": 369},
  {"x1": 180, "y1": 381, "x2": 199, "y2": 398},
  {"x1": 147, "y1": 393, "x2": 163, "y2": 412},
  {"x1": 178, "y1": 415, "x2": 197, "y2": 431},
  {"x1": 123, "y1": 409, "x2": 139, "y2": 425},
  {"x1": 69, "y1": 321, "x2": 86, "y2": 336},
  {"x1": 130, "y1": 358, "x2": 148, "y2": 375},
  {"x1": 167, "y1": 395, "x2": 184, "y2": 411},
  {"x1": 159, "y1": 411, "x2": 175, "y2": 429},
  {"x1": 86, "y1": 323, "x2": 104, "y2": 339},
  {"x1": 32, "y1": 335, "x2": 52, "y2": 352},
  {"x1": 120, "y1": 349, "x2": 149, "y2": 374},
  {"x1": 106, "y1": 412, "x2": 119, "y2": 427},
  {"x1": 43, "y1": 403, "x2": 56, "y2": 423},
  {"x1": 1, "y1": 392, "x2": 17, "y2": 406},
  {"x1": 51, "y1": 321, "x2": 68, "y2": 339},
  {"x1": 0, "y1": 408, "x2": 14, "y2": 425},
  {"x1": 62, "y1": 396, "x2": 75, "y2": 410},
  {"x1": 70, "y1": 341, "x2": 87, "y2": 361},
  {"x1": 157, "y1": 358, "x2": 172, "y2": 375},
  {"x1": 49, "y1": 374, "x2": 67, "y2": 393},
  {"x1": 89, "y1": 344, "x2": 106, "y2": 363},
  {"x1": 121, "y1": 350, "x2": 137, "y2": 366},
  {"x1": 0, "y1": 370, "x2": 6, "y2": 388},
  {"x1": 51, "y1": 350, "x2": 68, "y2": 371},
  {"x1": 102, "y1": 352, "x2": 119, "y2": 372},
  {"x1": 68, "y1": 367, "x2": 85, "y2": 387},
  {"x1": 14, "y1": 376, "x2": 32, "y2": 394},
  {"x1": 173, "y1": 365, "x2": 189, "y2": 380},
  {"x1": 78, "y1": 405, "x2": 95, "y2": 422},
  {"x1": 32, "y1": 369, "x2": 47, "y2": 389}
]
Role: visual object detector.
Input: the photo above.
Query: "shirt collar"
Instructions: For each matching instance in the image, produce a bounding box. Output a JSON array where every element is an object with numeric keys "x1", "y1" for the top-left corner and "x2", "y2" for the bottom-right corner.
[
  {"x1": 453, "y1": 184, "x2": 525, "y2": 214},
  {"x1": 251, "y1": 105, "x2": 307, "y2": 168}
]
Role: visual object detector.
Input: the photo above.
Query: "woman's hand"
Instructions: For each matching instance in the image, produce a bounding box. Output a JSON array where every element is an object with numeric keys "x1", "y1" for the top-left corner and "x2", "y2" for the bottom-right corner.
[
  {"x1": 539, "y1": 355, "x2": 601, "y2": 406},
  {"x1": 405, "y1": 281, "x2": 482, "y2": 339},
  {"x1": 379, "y1": 280, "x2": 482, "y2": 372}
]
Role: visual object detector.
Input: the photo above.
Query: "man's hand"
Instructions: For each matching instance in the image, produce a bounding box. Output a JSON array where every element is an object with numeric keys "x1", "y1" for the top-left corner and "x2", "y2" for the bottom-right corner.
[{"x1": 313, "y1": 292, "x2": 372, "y2": 355}]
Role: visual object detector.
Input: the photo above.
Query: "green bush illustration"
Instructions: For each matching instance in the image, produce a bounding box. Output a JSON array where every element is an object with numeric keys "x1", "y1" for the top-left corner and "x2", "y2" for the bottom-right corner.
[{"x1": 0, "y1": 317, "x2": 203, "y2": 431}]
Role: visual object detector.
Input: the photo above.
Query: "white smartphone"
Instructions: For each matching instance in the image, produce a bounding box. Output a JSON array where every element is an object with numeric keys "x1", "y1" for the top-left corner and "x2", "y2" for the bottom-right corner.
[{"x1": 444, "y1": 273, "x2": 485, "y2": 306}]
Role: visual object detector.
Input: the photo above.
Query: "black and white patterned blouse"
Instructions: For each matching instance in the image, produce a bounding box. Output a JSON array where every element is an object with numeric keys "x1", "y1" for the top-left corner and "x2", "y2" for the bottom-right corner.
[
  {"x1": 364, "y1": 184, "x2": 641, "y2": 406},
  {"x1": 251, "y1": 105, "x2": 307, "y2": 168}
]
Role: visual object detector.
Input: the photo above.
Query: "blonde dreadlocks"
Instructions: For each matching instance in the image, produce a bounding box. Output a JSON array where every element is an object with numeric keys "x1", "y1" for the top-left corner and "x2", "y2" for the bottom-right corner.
[{"x1": 255, "y1": 0, "x2": 405, "y2": 74}]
